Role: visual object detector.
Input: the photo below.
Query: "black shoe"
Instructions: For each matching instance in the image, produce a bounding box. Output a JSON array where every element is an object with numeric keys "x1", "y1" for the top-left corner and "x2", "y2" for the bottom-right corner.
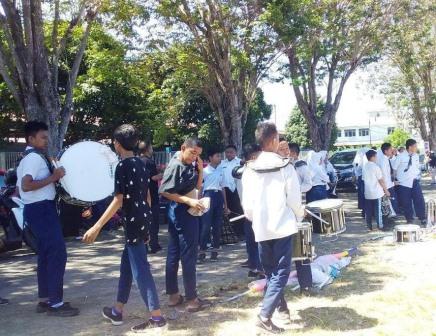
[
  {"x1": 0, "y1": 298, "x2": 9, "y2": 305},
  {"x1": 240, "y1": 260, "x2": 250, "y2": 268},
  {"x1": 275, "y1": 308, "x2": 291, "y2": 325},
  {"x1": 256, "y1": 315, "x2": 285, "y2": 334},
  {"x1": 248, "y1": 270, "x2": 259, "y2": 278},
  {"x1": 210, "y1": 251, "x2": 218, "y2": 261},
  {"x1": 421, "y1": 220, "x2": 427, "y2": 226},
  {"x1": 198, "y1": 253, "x2": 206, "y2": 263},
  {"x1": 300, "y1": 287, "x2": 320, "y2": 296},
  {"x1": 46, "y1": 303, "x2": 79, "y2": 317},
  {"x1": 102, "y1": 306, "x2": 123, "y2": 326},
  {"x1": 131, "y1": 317, "x2": 167, "y2": 333},
  {"x1": 36, "y1": 301, "x2": 50, "y2": 313},
  {"x1": 149, "y1": 245, "x2": 162, "y2": 254}
]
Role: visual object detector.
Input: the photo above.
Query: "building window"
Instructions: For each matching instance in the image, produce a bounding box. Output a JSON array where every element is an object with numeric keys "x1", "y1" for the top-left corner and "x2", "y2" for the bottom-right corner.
[
  {"x1": 387, "y1": 127, "x2": 395, "y2": 135},
  {"x1": 337, "y1": 130, "x2": 342, "y2": 138},
  {"x1": 344, "y1": 129, "x2": 356, "y2": 137},
  {"x1": 359, "y1": 128, "x2": 369, "y2": 137}
]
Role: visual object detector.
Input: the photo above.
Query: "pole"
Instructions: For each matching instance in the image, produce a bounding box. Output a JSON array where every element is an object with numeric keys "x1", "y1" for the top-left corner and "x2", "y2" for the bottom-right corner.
[{"x1": 369, "y1": 119, "x2": 372, "y2": 146}]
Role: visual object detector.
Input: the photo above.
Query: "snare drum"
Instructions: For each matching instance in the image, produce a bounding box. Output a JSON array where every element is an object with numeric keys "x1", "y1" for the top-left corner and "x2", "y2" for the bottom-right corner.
[
  {"x1": 306, "y1": 199, "x2": 346, "y2": 235},
  {"x1": 393, "y1": 224, "x2": 421, "y2": 243},
  {"x1": 57, "y1": 141, "x2": 119, "y2": 206},
  {"x1": 292, "y1": 222, "x2": 315, "y2": 261}
]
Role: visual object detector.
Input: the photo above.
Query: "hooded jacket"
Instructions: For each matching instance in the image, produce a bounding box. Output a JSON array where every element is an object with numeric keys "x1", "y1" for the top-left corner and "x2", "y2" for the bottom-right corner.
[{"x1": 241, "y1": 151, "x2": 304, "y2": 242}]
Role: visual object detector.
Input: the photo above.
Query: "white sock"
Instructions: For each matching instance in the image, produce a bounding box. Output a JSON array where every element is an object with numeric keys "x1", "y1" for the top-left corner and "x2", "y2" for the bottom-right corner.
[{"x1": 51, "y1": 301, "x2": 64, "y2": 308}]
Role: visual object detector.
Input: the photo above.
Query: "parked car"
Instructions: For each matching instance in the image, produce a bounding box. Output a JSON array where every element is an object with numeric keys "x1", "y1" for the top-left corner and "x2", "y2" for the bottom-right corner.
[
  {"x1": 0, "y1": 169, "x2": 5, "y2": 189},
  {"x1": 330, "y1": 150, "x2": 360, "y2": 189}
]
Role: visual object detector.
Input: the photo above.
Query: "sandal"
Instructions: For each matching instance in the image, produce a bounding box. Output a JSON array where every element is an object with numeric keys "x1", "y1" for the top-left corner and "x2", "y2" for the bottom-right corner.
[
  {"x1": 186, "y1": 298, "x2": 212, "y2": 313},
  {"x1": 168, "y1": 295, "x2": 184, "y2": 308}
]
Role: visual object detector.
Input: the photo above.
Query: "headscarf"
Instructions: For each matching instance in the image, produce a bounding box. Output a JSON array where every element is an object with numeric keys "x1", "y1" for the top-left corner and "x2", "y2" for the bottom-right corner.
[{"x1": 307, "y1": 150, "x2": 329, "y2": 183}]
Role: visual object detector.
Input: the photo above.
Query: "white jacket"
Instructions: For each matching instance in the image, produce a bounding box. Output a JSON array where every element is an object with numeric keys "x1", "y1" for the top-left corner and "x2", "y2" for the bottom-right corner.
[{"x1": 241, "y1": 151, "x2": 304, "y2": 242}]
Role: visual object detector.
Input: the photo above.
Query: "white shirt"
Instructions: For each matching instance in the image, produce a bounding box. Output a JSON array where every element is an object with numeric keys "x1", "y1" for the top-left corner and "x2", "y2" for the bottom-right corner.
[
  {"x1": 17, "y1": 147, "x2": 56, "y2": 204},
  {"x1": 241, "y1": 152, "x2": 304, "y2": 242},
  {"x1": 377, "y1": 154, "x2": 394, "y2": 189},
  {"x1": 202, "y1": 164, "x2": 225, "y2": 191},
  {"x1": 393, "y1": 151, "x2": 420, "y2": 188},
  {"x1": 294, "y1": 161, "x2": 312, "y2": 193},
  {"x1": 219, "y1": 157, "x2": 241, "y2": 192},
  {"x1": 362, "y1": 161, "x2": 384, "y2": 200}
]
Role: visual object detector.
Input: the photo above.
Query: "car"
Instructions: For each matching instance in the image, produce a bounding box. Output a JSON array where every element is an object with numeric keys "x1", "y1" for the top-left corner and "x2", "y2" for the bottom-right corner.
[
  {"x1": 0, "y1": 170, "x2": 5, "y2": 189},
  {"x1": 329, "y1": 150, "x2": 361, "y2": 189}
]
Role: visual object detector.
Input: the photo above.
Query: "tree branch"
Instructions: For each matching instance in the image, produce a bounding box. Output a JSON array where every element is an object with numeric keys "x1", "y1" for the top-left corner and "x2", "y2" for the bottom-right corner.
[{"x1": 0, "y1": 47, "x2": 23, "y2": 109}]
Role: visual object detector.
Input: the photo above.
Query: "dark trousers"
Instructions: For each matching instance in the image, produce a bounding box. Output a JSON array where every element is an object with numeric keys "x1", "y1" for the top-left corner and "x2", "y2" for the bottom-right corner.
[
  {"x1": 357, "y1": 176, "x2": 365, "y2": 211},
  {"x1": 165, "y1": 202, "x2": 199, "y2": 300},
  {"x1": 117, "y1": 241, "x2": 160, "y2": 311},
  {"x1": 365, "y1": 198, "x2": 383, "y2": 229},
  {"x1": 259, "y1": 235, "x2": 293, "y2": 318},
  {"x1": 224, "y1": 187, "x2": 244, "y2": 236},
  {"x1": 24, "y1": 200, "x2": 67, "y2": 305},
  {"x1": 200, "y1": 190, "x2": 224, "y2": 251},
  {"x1": 388, "y1": 186, "x2": 399, "y2": 214},
  {"x1": 306, "y1": 185, "x2": 328, "y2": 204},
  {"x1": 397, "y1": 180, "x2": 426, "y2": 222},
  {"x1": 295, "y1": 260, "x2": 313, "y2": 288},
  {"x1": 244, "y1": 219, "x2": 261, "y2": 270},
  {"x1": 149, "y1": 200, "x2": 160, "y2": 249}
]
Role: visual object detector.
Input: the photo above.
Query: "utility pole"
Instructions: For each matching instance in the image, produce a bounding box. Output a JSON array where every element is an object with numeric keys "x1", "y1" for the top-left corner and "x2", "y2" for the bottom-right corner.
[{"x1": 369, "y1": 118, "x2": 372, "y2": 146}]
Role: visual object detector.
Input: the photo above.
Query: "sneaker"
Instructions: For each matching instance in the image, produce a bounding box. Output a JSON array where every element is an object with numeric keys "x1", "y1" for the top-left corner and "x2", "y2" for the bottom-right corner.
[
  {"x1": 198, "y1": 253, "x2": 206, "y2": 263},
  {"x1": 46, "y1": 302, "x2": 79, "y2": 317},
  {"x1": 300, "y1": 287, "x2": 320, "y2": 297},
  {"x1": 149, "y1": 245, "x2": 162, "y2": 254},
  {"x1": 210, "y1": 251, "x2": 218, "y2": 261},
  {"x1": 0, "y1": 298, "x2": 9, "y2": 305},
  {"x1": 256, "y1": 315, "x2": 285, "y2": 334},
  {"x1": 240, "y1": 260, "x2": 250, "y2": 268},
  {"x1": 131, "y1": 317, "x2": 167, "y2": 333},
  {"x1": 36, "y1": 301, "x2": 50, "y2": 313},
  {"x1": 102, "y1": 306, "x2": 123, "y2": 326},
  {"x1": 275, "y1": 308, "x2": 291, "y2": 325}
]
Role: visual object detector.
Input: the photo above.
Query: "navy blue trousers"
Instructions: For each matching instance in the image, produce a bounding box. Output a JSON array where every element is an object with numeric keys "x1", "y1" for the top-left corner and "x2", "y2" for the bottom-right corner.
[
  {"x1": 244, "y1": 219, "x2": 261, "y2": 270},
  {"x1": 357, "y1": 176, "x2": 365, "y2": 211},
  {"x1": 365, "y1": 198, "x2": 383, "y2": 229},
  {"x1": 24, "y1": 200, "x2": 67, "y2": 305},
  {"x1": 165, "y1": 202, "x2": 199, "y2": 300},
  {"x1": 388, "y1": 186, "x2": 399, "y2": 214},
  {"x1": 199, "y1": 190, "x2": 224, "y2": 251},
  {"x1": 397, "y1": 180, "x2": 426, "y2": 222},
  {"x1": 259, "y1": 235, "x2": 293, "y2": 318},
  {"x1": 306, "y1": 185, "x2": 328, "y2": 204},
  {"x1": 117, "y1": 241, "x2": 160, "y2": 311},
  {"x1": 149, "y1": 202, "x2": 161, "y2": 249}
]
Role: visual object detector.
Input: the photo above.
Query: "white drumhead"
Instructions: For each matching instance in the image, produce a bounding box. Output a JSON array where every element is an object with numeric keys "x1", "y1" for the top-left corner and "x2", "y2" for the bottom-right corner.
[
  {"x1": 306, "y1": 199, "x2": 343, "y2": 210},
  {"x1": 297, "y1": 222, "x2": 312, "y2": 229},
  {"x1": 58, "y1": 141, "x2": 118, "y2": 203},
  {"x1": 394, "y1": 224, "x2": 420, "y2": 232}
]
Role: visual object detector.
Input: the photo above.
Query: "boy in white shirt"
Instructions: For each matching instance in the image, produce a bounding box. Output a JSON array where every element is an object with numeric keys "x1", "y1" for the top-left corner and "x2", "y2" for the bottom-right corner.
[
  {"x1": 242, "y1": 122, "x2": 304, "y2": 334},
  {"x1": 362, "y1": 150, "x2": 390, "y2": 230},
  {"x1": 17, "y1": 121, "x2": 79, "y2": 317}
]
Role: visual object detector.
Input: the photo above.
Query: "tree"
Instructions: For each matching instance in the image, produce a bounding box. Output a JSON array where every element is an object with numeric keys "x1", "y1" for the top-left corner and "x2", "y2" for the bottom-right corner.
[
  {"x1": 385, "y1": 128, "x2": 411, "y2": 148},
  {"x1": 0, "y1": 0, "x2": 148, "y2": 154},
  {"x1": 156, "y1": 0, "x2": 278, "y2": 152},
  {"x1": 265, "y1": 0, "x2": 396, "y2": 150},
  {"x1": 285, "y1": 102, "x2": 338, "y2": 150},
  {"x1": 381, "y1": 0, "x2": 435, "y2": 150}
]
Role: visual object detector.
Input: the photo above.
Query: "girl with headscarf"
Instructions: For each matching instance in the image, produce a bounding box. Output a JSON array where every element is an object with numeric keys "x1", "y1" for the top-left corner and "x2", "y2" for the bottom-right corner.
[
  {"x1": 354, "y1": 148, "x2": 368, "y2": 216},
  {"x1": 306, "y1": 150, "x2": 330, "y2": 203}
]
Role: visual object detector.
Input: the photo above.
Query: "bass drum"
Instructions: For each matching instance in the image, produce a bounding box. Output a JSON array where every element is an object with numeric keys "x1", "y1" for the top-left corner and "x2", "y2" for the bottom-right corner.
[{"x1": 57, "y1": 141, "x2": 119, "y2": 206}]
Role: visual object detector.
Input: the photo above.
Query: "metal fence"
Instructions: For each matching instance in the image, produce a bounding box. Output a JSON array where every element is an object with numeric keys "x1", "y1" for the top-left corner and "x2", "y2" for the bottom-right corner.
[{"x1": 0, "y1": 152, "x2": 21, "y2": 170}]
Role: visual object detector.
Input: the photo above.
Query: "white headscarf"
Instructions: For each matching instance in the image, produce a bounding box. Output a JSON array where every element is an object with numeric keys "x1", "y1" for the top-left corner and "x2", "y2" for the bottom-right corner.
[{"x1": 307, "y1": 150, "x2": 330, "y2": 184}]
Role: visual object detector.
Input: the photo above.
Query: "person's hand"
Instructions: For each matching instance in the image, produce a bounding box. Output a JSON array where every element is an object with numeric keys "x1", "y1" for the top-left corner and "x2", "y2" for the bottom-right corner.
[
  {"x1": 82, "y1": 226, "x2": 101, "y2": 244},
  {"x1": 196, "y1": 157, "x2": 204, "y2": 172},
  {"x1": 224, "y1": 207, "x2": 231, "y2": 216},
  {"x1": 385, "y1": 190, "x2": 391, "y2": 197},
  {"x1": 187, "y1": 198, "x2": 206, "y2": 211},
  {"x1": 51, "y1": 167, "x2": 66, "y2": 182}
]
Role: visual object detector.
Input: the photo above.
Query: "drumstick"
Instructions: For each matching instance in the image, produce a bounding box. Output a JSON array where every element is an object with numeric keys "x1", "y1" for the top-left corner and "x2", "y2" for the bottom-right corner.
[
  {"x1": 229, "y1": 214, "x2": 246, "y2": 222},
  {"x1": 304, "y1": 208, "x2": 330, "y2": 225}
]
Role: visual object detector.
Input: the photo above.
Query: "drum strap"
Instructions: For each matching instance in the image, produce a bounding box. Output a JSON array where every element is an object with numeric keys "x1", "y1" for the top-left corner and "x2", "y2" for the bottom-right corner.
[{"x1": 22, "y1": 148, "x2": 54, "y2": 173}]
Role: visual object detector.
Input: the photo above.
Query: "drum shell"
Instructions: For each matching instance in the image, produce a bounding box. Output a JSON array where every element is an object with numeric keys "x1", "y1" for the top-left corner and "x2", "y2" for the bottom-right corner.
[
  {"x1": 307, "y1": 205, "x2": 345, "y2": 235},
  {"x1": 393, "y1": 225, "x2": 421, "y2": 243},
  {"x1": 292, "y1": 223, "x2": 314, "y2": 261}
]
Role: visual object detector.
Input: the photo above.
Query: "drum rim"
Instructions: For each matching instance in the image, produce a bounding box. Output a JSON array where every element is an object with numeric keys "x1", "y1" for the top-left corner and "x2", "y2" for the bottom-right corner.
[
  {"x1": 394, "y1": 224, "x2": 420, "y2": 231},
  {"x1": 306, "y1": 199, "x2": 344, "y2": 211}
]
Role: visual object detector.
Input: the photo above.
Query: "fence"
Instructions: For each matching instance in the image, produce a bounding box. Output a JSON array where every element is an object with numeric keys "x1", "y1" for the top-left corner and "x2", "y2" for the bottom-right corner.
[{"x1": 0, "y1": 152, "x2": 21, "y2": 170}]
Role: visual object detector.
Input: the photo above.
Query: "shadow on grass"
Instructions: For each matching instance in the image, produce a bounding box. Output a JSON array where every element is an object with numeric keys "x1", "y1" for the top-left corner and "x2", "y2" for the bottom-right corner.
[{"x1": 297, "y1": 306, "x2": 378, "y2": 331}]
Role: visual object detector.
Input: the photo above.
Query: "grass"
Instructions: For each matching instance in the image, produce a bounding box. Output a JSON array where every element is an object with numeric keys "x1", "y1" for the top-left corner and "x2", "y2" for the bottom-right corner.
[{"x1": 124, "y1": 237, "x2": 436, "y2": 336}]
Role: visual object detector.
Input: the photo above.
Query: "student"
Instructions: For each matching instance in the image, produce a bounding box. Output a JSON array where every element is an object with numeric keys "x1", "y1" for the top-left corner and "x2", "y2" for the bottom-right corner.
[
  {"x1": 377, "y1": 143, "x2": 399, "y2": 215},
  {"x1": 242, "y1": 122, "x2": 304, "y2": 334},
  {"x1": 354, "y1": 148, "x2": 367, "y2": 217},
  {"x1": 16, "y1": 121, "x2": 78, "y2": 317},
  {"x1": 220, "y1": 145, "x2": 244, "y2": 237},
  {"x1": 83, "y1": 124, "x2": 166, "y2": 332},
  {"x1": 362, "y1": 150, "x2": 390, "y2": 231},
  {"x1": 393, "y1": 139, "x2": 426, "y2": 225},
  {"x1": 306, "y1": 151, "x2": 329, "y2": 203},
  {"x1": 159, "y1": 137, "x2": 211, "y2": 313},
  {"x1": 198, "y1": 148, "x2": 227, "y2": 262},
  {"x1": 138, "y1": 141, "x2": 163, "y2": 254},
  {"x1": 428, "y1": 151, "x2": 436, "y2": 185}
]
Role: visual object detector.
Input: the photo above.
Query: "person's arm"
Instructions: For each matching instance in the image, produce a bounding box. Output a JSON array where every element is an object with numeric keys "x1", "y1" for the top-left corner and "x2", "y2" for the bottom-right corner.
[
  {"x1": 378, "y1": 178, "x2": 390, "y2": 197},
  {"x1": 196, "y1": 157, "x2": 203, "y2": 191},
  {"x1": 147, "y1": 190, "x2": 151, "y2": 207},
  {"x1": 285, "y1": 166, "x2": 305, "y2": 220},
  {"x1": 161, "y1": 192, "x2": 205, "y2": 211},
  {"x1": 82, "y1": 194, "x2": 123, "y2": 243},
  {"x1": 21, "y1": 168, "x2": 64, "y2": 192}
]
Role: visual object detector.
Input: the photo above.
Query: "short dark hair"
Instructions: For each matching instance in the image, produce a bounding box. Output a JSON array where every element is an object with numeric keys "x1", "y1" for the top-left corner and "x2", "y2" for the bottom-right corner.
[
  {"x1": 243, "y1": 143, "x2": 261, "y2": 161},
  {"x1": 207, "y1": 147, "x2": 222, "y2": 158},
  {"x1": 381, "y1": 142, "x2": 392, "y2": 154},
  {"x1": 225, "y1": 144, "x2": 237, "y2": 151},
  {"x1": 366, "y1": 149, "x2": 377, "y2": 161},
  {"x1": 288, "y1": 142, "x2": 300, "y2": 155},
  {"x1": 24, "y1": 121, "x2": 48, "y2": 142},
  {"x1": 113, "y1": 124, "x2": 139, "y2": 151},
  {"x1": 255, "y1": 122, "x2": 278, "y2": 149},
  {"x1": 183, "y1": 137, "x2": 202, "y2": 148},
  {"x1": 405, "y1": 138, "x2": 417, "y2": 149}
]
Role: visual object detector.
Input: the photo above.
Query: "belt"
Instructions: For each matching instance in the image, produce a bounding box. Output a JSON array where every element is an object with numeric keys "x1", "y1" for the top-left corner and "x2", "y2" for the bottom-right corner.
[{"x1": 204, "y1": 189, "x2": 221, "y2": 193}]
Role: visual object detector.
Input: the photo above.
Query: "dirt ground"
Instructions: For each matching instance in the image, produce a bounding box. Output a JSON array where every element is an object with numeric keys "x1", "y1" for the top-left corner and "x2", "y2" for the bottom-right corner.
[{"x1": 1, "y1": 178, "x2": 435, "y2": 336}]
